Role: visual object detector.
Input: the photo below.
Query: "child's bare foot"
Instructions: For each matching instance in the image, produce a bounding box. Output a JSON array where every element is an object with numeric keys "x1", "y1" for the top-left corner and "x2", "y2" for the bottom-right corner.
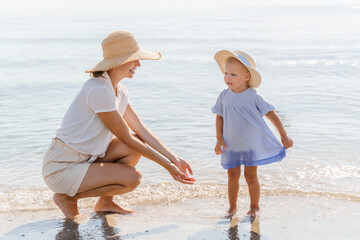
[
  {"x1": 227, "y1": 207, "x2": 238, "y2": 216},
  {"x1": 53, "y1": 193, "x2": 81, "y2": 219},
  {"x1": 95, "y1": 198, "x2": 135, "y2": 214},
  {"x1": 247, "y1": 207, "x2": 260, "y2": 217}
]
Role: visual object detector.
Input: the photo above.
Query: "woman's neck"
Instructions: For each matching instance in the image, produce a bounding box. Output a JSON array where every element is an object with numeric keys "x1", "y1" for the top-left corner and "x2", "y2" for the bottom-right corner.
[{"x1": 107, "y1": 70, "x2": 123, "y2": 95}]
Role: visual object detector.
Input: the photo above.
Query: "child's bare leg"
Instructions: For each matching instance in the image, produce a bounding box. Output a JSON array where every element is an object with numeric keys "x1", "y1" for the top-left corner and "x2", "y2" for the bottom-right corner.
[
  {"x1": 227, "y1": 166, "x2": 241, "y2": 215},
  {"x1": 244, "y1": 166, "x2": 260, "y2": 217}
]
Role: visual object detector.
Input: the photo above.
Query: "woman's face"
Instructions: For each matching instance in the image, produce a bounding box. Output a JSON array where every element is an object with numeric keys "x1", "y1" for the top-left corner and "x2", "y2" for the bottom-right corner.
[{"x1": 111, "y1": 60, "x2": 141, "y2": 79}]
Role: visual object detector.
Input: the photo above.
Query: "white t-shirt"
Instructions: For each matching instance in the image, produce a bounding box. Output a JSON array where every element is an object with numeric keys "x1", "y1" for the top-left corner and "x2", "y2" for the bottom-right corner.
[{"x1": 56, "y1": 72, "x2": 129, "y2": 162}]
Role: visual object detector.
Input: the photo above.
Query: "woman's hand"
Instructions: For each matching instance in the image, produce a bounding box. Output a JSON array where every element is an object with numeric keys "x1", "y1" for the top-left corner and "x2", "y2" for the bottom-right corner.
[
  {"x1": 281, "y1": 135, "x2": 293, "y2": 149},
  {"x1": 166, "y1": 163, "x2": 195, "y2": 184},
  {"x1": 171, "y1": 157, "x2": 194, "y2": 180},
  {"x1": 215, "y1": 138, "x2": 227, "y2": 155}
]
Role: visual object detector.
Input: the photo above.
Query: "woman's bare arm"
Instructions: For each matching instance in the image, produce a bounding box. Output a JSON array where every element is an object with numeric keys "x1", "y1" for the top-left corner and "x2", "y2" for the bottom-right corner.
[
  {"x1": 97, "y1": 110, "x2": 194, "y2": 184},
  {"x1": 123, "y1": 105, "x2": 193, "y2": 177}
]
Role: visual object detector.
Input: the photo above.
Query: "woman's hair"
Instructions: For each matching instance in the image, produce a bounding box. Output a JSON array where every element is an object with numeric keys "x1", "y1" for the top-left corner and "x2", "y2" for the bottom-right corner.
[{"x1": 91, "y1": 71, "x2": 105, "y2": 78}]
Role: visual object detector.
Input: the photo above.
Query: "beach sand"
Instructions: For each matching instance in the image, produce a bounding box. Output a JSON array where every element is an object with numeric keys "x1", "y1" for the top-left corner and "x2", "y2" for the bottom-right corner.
[{"x1": 0, "y1": 194, "x2": 359, "y2": 240}]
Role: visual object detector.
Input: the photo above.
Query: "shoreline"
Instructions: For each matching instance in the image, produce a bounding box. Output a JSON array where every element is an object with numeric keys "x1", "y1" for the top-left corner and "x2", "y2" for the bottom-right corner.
[
  {"x1": 1, "y1": 195, "x2": 359, "y2": 240},
  {"x1": 1, "y1": 183, "x2": 359, "y2": 213}
]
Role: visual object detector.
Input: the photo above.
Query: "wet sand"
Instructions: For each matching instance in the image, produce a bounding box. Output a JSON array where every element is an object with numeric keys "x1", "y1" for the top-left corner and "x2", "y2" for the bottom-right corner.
[{"x1": 0, "y1": 195, "x2": 359, "y2": 240}]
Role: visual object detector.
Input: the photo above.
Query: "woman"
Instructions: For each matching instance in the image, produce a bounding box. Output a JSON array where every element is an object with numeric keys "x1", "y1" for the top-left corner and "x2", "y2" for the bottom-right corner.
[{"x1": 42, "y1": 31, "x2": 194, "y2": 219}]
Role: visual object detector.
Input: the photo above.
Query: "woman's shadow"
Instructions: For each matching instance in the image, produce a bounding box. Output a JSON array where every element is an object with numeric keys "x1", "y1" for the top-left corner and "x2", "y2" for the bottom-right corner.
[
  {"x1": 0, "y1": 213, "x2": 121, "y2": 240},
  {"x1": 55, "y1": 213, "x2": 121, "y2": 240},
  {"x1": 1, "y1": 212, "x2": 179, "y2": 240}
]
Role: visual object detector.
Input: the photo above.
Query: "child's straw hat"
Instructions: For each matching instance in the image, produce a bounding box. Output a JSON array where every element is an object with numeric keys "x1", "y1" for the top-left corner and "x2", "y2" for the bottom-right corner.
[
  {"x1": 86, "y1": 31, "x2": 161, "y2": 73},
  {"x1": 214, "y1": 50, "x2": 262, "y2": 88}
]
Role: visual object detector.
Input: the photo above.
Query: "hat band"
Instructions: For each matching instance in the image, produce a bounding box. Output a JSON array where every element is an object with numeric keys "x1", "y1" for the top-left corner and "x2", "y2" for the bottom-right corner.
[{"x1": 235, "y1": 54, "x2": 252, "y2": 68}]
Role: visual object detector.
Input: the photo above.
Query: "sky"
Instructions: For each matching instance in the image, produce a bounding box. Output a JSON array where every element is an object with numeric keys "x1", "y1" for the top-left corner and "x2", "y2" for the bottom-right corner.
[{"x1": 2, "y1": 0, "x2": 360, "y2": 15}]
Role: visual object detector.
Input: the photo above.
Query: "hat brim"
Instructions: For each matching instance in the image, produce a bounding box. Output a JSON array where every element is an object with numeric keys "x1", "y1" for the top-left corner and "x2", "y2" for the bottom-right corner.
[
  {"x1": 86, "y1": 50, "x2": 161, "y2": 73},
  {"x1": 214, "y1": 50, "x2": 262, "y2": 88}
]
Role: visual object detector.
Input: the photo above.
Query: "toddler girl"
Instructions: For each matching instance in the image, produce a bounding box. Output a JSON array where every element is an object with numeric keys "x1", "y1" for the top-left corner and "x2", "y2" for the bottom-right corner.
[{"x1": 212, "y1": 50, "x2": 293, "y2": 216}]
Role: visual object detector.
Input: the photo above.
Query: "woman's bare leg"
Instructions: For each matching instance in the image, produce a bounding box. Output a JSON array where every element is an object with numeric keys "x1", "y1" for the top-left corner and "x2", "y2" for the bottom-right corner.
[
  {"x1": 54, "y1": 137, "x2": 142, "y2": 219},
  {"x1": 96, "y1": 137, "x2": 142, "y2": 167},
  {"x1": 244, "y1": 166, "x2": 260, "y2": 217},
  {"x1": 93, "y1": 137, "x2": 142, "y2": 214},
  {"x1": 53, "y1": 163, "x2": 141, "y2": 219},
  {"x1": 53, "y1": 194, "x2": 81, "y2": 219}
]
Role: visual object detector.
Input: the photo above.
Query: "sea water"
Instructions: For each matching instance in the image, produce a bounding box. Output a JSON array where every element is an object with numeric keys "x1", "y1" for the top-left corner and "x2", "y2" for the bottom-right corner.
[{"x1": 0, "y1": 4, "x2": 359, "y2": 214}]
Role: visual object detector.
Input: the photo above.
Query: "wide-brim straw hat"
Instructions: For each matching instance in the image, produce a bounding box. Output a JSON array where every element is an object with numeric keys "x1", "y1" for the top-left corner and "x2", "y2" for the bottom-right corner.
[
  {"x1": 214, "y1": 50, "x2": 262, "y2": 88},
  {"x1": 86, "y1": 31, "x2": 161, "y2": 73}
]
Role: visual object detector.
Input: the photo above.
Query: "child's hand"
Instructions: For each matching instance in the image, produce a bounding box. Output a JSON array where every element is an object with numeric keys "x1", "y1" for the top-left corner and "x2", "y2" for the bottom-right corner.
[
  {"x1": 215, "y1": 138, "x2": 227, "y2": 155},
  {"x1": 281, "y1": 135, "x2": 293, "y2": 149}
]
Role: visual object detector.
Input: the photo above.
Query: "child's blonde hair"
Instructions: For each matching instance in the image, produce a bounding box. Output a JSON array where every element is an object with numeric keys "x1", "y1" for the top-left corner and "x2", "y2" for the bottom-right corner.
[
  {"x1": 226, "y1": 57, "x2": 251, "y2": 87},
  {"x1": 226, "y1": 57, "x2": 249, "y2": 72}
]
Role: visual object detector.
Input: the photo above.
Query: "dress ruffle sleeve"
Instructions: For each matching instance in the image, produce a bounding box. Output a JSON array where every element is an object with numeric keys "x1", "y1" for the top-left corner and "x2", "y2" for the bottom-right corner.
[
  {"x1": 212, "y1": 90, "x2": 224, "y2": 117},
  {"x1": 254, "y1": 92, "x2": 275, "y2": 116}
]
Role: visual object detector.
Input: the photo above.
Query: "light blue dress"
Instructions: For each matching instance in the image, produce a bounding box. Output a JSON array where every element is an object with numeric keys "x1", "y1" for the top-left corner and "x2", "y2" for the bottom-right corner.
[{"x1": 212, "y1": 88, "x2": 286, "y2": 169}]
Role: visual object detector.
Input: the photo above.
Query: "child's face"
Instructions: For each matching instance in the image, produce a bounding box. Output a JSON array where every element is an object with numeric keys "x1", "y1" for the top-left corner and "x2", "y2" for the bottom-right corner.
[{"x1": 224, "y1": 60, "x2": 250, "y2": 93}]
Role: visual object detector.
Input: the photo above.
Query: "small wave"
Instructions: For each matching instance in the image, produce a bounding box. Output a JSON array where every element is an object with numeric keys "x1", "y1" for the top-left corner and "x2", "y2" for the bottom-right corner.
[
  {"x1": 349, "y1": 5, "x2": 360, "y2": 9},
  {"x1": 1, "y1": 183, "x2": 359, "y2": 213},
  {"x1": 268, "y1": 59, "x2": 360, "y2": 68}
]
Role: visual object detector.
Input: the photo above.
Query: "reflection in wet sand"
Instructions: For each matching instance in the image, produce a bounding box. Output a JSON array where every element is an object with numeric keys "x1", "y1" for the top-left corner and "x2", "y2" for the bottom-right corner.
[
  {"x1": 227, "y1": 215, "x2": 261, "y2": 240},
  {"x1": 55, "y1": 220, "x2": 80, "y2": 240},
  {"x1": 55, "y1": 213, "x2": 121, "y2": 240}
]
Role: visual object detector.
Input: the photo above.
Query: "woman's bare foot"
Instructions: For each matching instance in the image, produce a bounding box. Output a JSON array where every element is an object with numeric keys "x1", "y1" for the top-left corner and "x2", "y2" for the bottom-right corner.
[
  {"x1": 95, "y1": 197, "x2": 135, "y2": 214},
  {"x1": 247, "y1": 207, "x2": 260, "y2": 217},
  {"x1": 53, "y1": 193, "x2": 81, "y2": 219}
]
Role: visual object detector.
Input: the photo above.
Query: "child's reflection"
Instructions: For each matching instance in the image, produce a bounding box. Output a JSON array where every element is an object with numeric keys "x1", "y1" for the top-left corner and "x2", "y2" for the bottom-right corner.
[{"x1": 227, "y1": 215, "x2": 261, "y2": 240}]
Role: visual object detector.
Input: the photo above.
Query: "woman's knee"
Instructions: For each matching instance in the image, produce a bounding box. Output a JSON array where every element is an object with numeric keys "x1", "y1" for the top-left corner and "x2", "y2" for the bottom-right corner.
[
  {"x1": 126, "y1": 168, "x2": 142, "y2": 189},
  {"x1": 113, "y1": 149, "x2": 141, "y2": 167},
  {"x1": 106, "y1": 168, "x2": 141, "y2": 194},
  {"x1": 135, "y1": 168, "x2": 142, "y2": 182}
]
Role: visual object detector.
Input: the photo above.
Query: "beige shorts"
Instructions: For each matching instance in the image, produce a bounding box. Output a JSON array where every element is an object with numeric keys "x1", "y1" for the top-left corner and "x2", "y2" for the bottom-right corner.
[{"x1": 42, "y1": 138, "x2": 91, "y2": 197}]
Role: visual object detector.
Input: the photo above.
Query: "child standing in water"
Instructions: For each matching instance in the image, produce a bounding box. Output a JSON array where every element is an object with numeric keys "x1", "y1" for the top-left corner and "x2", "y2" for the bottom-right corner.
[{"x1": 212, "y1": 50, "x2": 293, "y2": 216}]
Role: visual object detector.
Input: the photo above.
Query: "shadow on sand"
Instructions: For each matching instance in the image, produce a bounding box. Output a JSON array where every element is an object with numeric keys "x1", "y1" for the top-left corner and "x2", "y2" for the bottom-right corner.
[{"x1": 0, "y1": 213, "x2": 178, "y2": 240}]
